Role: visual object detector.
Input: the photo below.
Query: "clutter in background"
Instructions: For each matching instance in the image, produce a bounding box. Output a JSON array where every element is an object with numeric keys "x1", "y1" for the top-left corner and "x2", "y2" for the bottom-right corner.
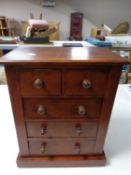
[{"x1": 90, "y1": 21, "x2": 130, "y2": 40}]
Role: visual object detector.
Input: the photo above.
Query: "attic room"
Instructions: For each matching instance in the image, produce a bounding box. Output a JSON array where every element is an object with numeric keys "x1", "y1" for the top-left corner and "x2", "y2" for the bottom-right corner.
[
  {"x1": 0, "y1": 0, "x2": 131, "y2": 173},
  {"x1": 0, "y1": 0, "x2": 131, "y2": 83}
]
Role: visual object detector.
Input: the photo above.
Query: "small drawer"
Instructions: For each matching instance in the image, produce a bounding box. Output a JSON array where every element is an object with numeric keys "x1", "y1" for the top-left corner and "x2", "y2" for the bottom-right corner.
[
  {"x1": 23, "y1": 98, "x2": 102, "y2": 119},
  {"x1": 63, "y1": 69, "x2": 109, "y2": 96},
  {"x1": 19, "y1": 69, "x2": 61, "y2": 96},
  {"x1": 29, "y1": 138, "x2": 95, "y2": 155},
  {"x1": 26, "y1": 120, "x2": 98, "y2": 138}
]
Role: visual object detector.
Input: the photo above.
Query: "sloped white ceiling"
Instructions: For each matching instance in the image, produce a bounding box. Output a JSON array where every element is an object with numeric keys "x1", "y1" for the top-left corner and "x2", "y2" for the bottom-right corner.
[{"x1": 61, "y1": 0, "x2": 131, "y2": 31}]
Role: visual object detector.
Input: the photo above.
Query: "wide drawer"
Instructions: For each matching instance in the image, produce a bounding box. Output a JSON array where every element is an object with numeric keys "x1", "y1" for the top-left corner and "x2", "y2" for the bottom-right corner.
[
  {"x1": 26, "y1": 120, "x2": 98, "y2": 138},
  {"x1": 19, "y1": 69, "x2": 61, "y2": 96},
  {"x1": 23, "y1": 98, "x2": 102, "y2": 119},
  {"x1": 63, "y1": 69, "x2": 109, "y2": 96},
  {"x1": 28, "y1": 138, "x2": 95, "y2": 155}
]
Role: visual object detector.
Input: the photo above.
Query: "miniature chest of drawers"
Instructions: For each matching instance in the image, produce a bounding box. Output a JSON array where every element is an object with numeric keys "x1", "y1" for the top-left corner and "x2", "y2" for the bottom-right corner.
[{"x1": 0, "y1": 46, "x2": 128, "y2": 167}]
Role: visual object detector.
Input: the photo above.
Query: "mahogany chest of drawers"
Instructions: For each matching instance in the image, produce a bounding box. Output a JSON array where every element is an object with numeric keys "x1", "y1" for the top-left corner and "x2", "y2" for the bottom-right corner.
[{"x1": 0, "y1": 46, "x2": 128, "y2": 167}]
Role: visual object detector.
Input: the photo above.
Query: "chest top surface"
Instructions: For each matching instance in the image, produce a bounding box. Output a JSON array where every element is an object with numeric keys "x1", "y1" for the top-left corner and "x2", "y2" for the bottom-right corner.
[{"x1": 0, "y1": 46, "x2": 128, "y2": 65}]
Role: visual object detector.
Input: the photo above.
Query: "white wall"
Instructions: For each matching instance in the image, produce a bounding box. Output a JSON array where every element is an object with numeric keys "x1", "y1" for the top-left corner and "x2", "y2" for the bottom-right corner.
[
  {"x1": 62, "y1": 0, "x2": 131, "y2": 32},
  {"x1": 0, "y1": 0, "x2": 94, "y2": 40}
]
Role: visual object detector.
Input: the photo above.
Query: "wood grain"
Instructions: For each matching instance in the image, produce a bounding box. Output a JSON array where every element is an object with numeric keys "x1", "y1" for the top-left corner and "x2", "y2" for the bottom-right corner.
[
  {"x1": 0, "y1": 47, "x2": 128, "y2": 65},
  {"x1": 0, "y1": 47, "x2": 128, "y2": 167}
]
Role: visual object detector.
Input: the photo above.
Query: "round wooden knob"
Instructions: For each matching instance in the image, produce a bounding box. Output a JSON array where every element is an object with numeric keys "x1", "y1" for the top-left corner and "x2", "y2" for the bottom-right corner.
[
  {"x1": 74, "y1": 142, "x2": 80, "y2": 154},
  {"x1": 37, "y1": 105, "x2": 46, "y2": 115},
  {"x1": 41, "y1": 126, "x2": 47, "y2": 136},
  {"x1": 41, "y1": 143, "x2": 46, "y2": 154},
  {"x1": 78, "y1": 105, "x2": 86, "y2": 115},
  {"x1": 82, "y1": 79, "x2": 91, "y2": 89},
  {"x1": 76, "y1": 124, "x2": 82, "y2": 136},
  {"x1": 33, "y1": 78, "x2": 44, "y2": 89}
]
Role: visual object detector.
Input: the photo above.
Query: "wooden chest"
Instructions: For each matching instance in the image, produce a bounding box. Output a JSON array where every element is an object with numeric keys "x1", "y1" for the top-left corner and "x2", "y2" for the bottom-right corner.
[{"x1": 0, "y1": 46, "x2": 128, "y2": 167}]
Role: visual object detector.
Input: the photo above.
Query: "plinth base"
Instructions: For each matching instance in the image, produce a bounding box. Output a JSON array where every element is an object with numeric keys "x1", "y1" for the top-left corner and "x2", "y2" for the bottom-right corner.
[{"x1": 17, "y1": 152, "x2": 106, "y2": 167}]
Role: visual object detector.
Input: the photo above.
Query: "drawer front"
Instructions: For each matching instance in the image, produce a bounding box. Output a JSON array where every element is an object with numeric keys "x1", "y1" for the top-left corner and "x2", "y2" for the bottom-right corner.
[
  {"x1": 26, "y1": 120, "x2": 98, "y2": 138},
  {"x1": 19, "y1": 69, "x2": 61, "y2": 96},
  {"x1": 29, "y1": 139, "x2": 95, "y2": 155},
  {"x1": 63, "y1": 69, "x2": 109, "y2": 96},
  {"x1": 24, "y1": 98, "x2": 102, "y2": 119}
]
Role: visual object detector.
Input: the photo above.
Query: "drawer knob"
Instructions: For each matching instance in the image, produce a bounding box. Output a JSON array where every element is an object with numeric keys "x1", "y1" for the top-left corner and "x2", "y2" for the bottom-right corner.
[
  {"x1": 82, "y1": 79, "x2": 91, "y2": 89},
  {"x1": 74, "y1": 142, "x2": 81, "y2": 154},
  {"x1": 41, "y1": 143, "x2": 46, "y2": 154},
  {"x1": 41, "y1": 126, "x2": 47, "y2": 136},
  {"x1": 78, "y1": 105, "x2": 86, "y2": 115},
  {"x1": 34, "y1": 78, "x2": 44, "y2": 89},
  {"x1": 37, "y1": 105, "x2": 46, "y2": 115},
  {"x1": 76, "y1": 124, "x2": 82, "y2": 136}
]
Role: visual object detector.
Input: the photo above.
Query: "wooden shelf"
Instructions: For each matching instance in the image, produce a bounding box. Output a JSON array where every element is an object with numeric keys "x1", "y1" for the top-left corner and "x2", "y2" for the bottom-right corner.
[
  {"x1": 69, "y1": 12, "x2": 83, "y2": 41},
  {"x1": 0, "y1": 16, "x2": 10, "y2": 36}
]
